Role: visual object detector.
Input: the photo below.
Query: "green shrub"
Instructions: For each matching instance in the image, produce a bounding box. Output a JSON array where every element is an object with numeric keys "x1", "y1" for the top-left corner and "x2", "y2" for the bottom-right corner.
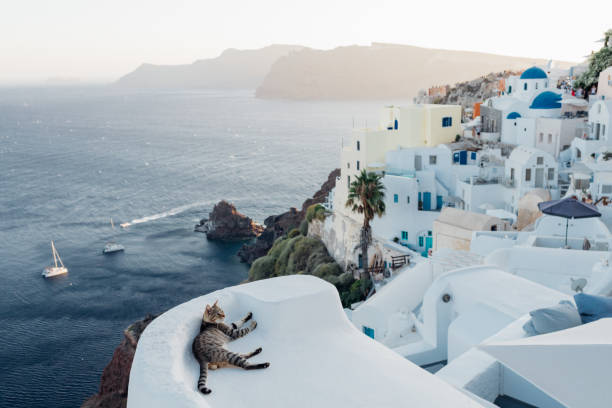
[
  {"x1": 305, "y1": 204, "x2": 327, "y2": 223},
  {"x1": 247, "y1": 233, "x2": 369, "y2": 308},
  {"x1": 312, "y1": 262, "x2": 342, "y2": 279},
  {"x1": 249, "y1": 255, "x2": 276, "y2": 281},
  {"x1": 299, "y1": 219, "x2": 309, "y2": 236},
  {"x1": 274, "y1": 235, "x2": 301, "y2": 276},
  {"x1": 288, "y1": 228, "x2": 301, "y2": 238},
  {"x1": 574, "y1": 31, "x2": 612, "y2": 91},
  {"x1": 267, "y1": 236, "x2": 290, "y2": 259}
]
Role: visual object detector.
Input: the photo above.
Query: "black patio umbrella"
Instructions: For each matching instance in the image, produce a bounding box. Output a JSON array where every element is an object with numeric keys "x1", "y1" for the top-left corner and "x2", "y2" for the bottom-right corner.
[{"x1": 537, "y1": 198, "x2": 601, "y2": 246}]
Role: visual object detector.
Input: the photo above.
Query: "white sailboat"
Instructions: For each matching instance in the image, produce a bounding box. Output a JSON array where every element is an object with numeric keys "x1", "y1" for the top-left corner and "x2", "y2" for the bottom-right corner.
[
  {"x1": 42, "y1": 241, "x2": 68, "y2": 278},
  {"x1": 103, "y1": 217, "x2": 125, "y2": 254}
]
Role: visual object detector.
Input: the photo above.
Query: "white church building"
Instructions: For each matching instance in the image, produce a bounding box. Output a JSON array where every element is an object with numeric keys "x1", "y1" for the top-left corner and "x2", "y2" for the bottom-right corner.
[{"x1": 480, "y1": 67, "x2": 587, "y2": 158}]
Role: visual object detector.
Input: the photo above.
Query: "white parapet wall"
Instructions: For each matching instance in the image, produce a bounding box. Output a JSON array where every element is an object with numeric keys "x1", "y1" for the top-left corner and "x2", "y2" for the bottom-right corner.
[{"x1": 127, "y1": 275, "x2": 485, "y2": 408}]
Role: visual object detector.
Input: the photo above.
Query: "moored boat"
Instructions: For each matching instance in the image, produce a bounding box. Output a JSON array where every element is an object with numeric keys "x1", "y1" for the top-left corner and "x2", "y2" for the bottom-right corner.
[{"x1": 42, "y1": 241, "x2": 68, "y2": 278}]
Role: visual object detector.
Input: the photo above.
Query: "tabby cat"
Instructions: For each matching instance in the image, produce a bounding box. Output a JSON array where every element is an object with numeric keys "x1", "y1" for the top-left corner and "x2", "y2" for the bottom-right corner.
[{"x1": 192, "y1": 300, "x2": 270, "y2": 394}]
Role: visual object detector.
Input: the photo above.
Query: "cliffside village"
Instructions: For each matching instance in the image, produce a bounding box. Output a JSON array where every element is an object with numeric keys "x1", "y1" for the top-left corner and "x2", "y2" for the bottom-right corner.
[
  {"x1": 128, "y1": 64, "x2": 612, "y2": 408},
  {"x1": 321, "y1": 64, "x2": 612, "y2": 269},
  {"x1": 303, "y1": 64, "x2": 612, "y2": 406}
]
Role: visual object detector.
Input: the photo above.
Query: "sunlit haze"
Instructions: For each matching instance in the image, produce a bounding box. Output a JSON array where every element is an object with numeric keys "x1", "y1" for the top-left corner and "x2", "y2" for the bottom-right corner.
[{"x1": 1, "y1": 0, "x2": 611, "y2": 83}]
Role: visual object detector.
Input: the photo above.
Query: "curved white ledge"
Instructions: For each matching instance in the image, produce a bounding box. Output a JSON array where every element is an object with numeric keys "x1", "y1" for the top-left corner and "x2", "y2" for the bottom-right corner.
[{"x1": 128, "y1": 275, "x2": 483, "y2": 407}]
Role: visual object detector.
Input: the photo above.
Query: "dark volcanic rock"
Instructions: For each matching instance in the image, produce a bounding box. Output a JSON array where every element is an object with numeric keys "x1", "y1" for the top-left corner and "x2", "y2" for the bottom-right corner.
[
  {"x1": 82, "y1": 315, "x2": 156, "y2": 408},
  {"x1": 238, "y1": 168, "x2": 340, "y2": 263},
  {"x1": 195, "y1": 200, "x2": 264, "y2": 240}
]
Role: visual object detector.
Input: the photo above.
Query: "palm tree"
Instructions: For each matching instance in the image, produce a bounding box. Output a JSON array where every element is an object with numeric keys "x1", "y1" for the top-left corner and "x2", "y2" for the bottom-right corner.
[{"x1": 345, "y1": 169, "x2": 386, "y2": 281}]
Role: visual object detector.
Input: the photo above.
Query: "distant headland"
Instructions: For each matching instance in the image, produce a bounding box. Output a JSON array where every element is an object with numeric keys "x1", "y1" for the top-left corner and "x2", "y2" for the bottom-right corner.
[{"x1": 115, "y1": 43, "x2": 575, "y2": 100}]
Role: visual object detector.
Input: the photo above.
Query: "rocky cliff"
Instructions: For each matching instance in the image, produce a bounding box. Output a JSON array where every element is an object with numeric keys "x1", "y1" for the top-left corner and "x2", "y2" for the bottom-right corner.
[
  {"x1": 237, "y1": 168, "x2": 340, "y2": 263},
  {"x1": 195, "y1": 200, "x2": 264, "y2": 240},
  {"x1": 86, "y1": 169, "x2": 339, "y2": 407},
  {"x1": 82, "y1": 315, "x2": 156, "y2": 408},
  {"x1": 414, "y1": 70, "x2": 521, "y2": 110}
]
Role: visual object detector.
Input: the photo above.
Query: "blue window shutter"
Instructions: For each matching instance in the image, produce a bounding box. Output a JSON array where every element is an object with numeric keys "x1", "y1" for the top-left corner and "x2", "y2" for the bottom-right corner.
[
  {"x1": 471, "y1": 152, "x2": 476, "y2": 160},
  {"x1": 393, "y1": 194, "x2": 398, "y2": 203},
  {"x1": 363, "y1": 326, "x2": 375, "y2": 339},
  {"x1": 419, "y1": 236, "x2": 424, "y2": 246}
]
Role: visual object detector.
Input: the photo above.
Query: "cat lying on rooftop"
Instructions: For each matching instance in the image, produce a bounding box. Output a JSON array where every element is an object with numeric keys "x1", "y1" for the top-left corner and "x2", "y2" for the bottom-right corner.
[{"x1": 192, "y1": 300, "x2": 270, "y2": 394}]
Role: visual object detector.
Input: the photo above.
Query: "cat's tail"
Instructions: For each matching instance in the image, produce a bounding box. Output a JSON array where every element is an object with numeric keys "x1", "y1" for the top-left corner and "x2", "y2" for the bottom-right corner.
[{"x1": 197, "y1": 363, "x2": 211, "y2": 394}]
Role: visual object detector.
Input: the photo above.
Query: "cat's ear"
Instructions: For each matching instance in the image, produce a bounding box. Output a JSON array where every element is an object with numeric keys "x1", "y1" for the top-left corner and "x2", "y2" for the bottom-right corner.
[
  {"x1": 205, "y1": 304, "x2": 211, "y2": 312},
  {"x1": 213, "y1": 299, "x2": 219, "y2": 306}
]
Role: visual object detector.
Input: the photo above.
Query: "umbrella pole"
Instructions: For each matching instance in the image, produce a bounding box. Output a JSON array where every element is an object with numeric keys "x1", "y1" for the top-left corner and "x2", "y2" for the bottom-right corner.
[{"x1": 565, "y1": 218, "x2": 569, "y2": 247}]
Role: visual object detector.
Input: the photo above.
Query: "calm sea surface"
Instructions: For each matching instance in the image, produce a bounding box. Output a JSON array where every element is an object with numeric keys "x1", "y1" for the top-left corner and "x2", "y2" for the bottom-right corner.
[{"x1": 0, "y1": 87, "x2": 395, "y2": 407}]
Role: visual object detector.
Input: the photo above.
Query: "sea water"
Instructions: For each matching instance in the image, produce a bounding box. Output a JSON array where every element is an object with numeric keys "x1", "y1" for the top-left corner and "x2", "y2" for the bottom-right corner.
[{"x1": 0, "y1": 86, "x2": 394, "y2": 407}]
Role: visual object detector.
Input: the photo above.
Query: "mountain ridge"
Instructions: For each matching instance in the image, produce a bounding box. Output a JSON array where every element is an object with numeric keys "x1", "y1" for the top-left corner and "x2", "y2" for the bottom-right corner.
[
  {"x1": 256, "y1": 43, "x2": 576, "y2": 100},
  {"x1": 115, "y1": 44, "x2": 304, "y2": 89}
]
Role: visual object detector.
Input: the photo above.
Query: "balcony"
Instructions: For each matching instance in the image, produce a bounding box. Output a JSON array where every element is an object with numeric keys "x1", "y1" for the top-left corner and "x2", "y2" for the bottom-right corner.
[{"x1": 462, "y1": 176, "x2": 503, "y2": 185}]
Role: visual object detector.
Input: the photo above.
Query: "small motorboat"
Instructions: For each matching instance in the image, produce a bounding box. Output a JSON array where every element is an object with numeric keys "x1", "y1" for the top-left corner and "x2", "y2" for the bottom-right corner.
[
  {"x1": 42, "y1": 241, "x2": 68, "y2": 278},
  {"x1": 103, "y1": 242, "x2": 125, "y2": 254}
]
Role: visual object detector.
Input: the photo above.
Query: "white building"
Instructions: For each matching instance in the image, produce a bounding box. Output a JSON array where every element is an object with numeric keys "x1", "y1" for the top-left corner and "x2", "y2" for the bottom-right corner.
[
  {"x1": 335, "y1": 104, "x2": 462, "y2": 218},
  {"x1": 456, "y1": 146, "x2": 559, "y2": 213},
  {"x1": 505, "y1": 145, "x2": 558, "y2": 197},
  {"x1": 481, "y1": 67, "x2": 587, "y2": 158},
  {"x1": 571, "y1": 100, "x2": 612, "y2": 161},
  {"x1": 366, "y1": 145, "x2": 507, "y2": 255}
]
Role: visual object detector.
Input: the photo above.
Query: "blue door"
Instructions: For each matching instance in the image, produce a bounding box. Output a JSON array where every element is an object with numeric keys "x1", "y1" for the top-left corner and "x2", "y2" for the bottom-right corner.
[
  {"x1": 425, "y1": 236, "x2": 433, "y2": 255},
  {"x1": 459, "y1": 151, "x2": 468, "y2": 165},
  {"x1": 423, "y1": 192, "x2": 431, "y2": 211},
  {"x1": 394, "y1": 119, "x2": 398, "y2": 130},
  {"x1": 436, "y1": 195, "x2": 443, "y2": 209},
  {"x1": 363, "y1": 326, "x2": 375, "y2": 339}
]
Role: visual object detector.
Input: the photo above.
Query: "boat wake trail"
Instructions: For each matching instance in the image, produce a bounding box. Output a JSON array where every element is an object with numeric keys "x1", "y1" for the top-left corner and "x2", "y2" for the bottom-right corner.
[{"x1": 121, "y1": 201, "x2": 212, "y2": 228}]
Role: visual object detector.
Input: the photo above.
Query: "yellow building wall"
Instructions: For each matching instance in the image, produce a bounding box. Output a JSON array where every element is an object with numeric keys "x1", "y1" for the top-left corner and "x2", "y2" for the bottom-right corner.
[
  {"x1": 394, "y1": 106, "x2": 423, "y2": 148},
  {"x1": 424, "y1": 105, "x2": 462, "y2": 146}
]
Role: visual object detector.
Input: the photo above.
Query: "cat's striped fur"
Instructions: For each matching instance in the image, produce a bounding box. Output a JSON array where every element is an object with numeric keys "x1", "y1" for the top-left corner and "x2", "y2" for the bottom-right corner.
[{"x1": 192, "y1": 300, "x2": 269, "y2": 394}]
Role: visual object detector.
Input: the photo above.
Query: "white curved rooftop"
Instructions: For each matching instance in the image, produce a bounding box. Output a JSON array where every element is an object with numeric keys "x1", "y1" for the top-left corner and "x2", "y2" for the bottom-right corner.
[
  {"x1": 481, "y1": 318, "x2": 612, "y2": 408},
  {"x1": 508, "y1": 145, "x2": 554, "y2": 164},
  {"x1": 128, "y1": 275, "x2": 484, "y2": 408}
]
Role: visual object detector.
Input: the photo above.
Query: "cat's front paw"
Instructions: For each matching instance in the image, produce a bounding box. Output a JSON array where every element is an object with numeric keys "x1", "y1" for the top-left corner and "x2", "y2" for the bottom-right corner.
[{"x1": 250, "y1": 320, "x2": 257, "y2": 330}]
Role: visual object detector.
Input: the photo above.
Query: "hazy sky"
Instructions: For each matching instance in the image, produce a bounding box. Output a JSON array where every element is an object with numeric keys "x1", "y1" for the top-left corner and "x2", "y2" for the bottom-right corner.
[{"x1": 1, "y1": 0, "x2": 610, "y2": 83}]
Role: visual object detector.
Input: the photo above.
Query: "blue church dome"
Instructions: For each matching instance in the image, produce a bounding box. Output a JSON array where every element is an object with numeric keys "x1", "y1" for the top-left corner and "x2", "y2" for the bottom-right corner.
[
  {"x1": 530, "y1": 91, "x2": 562, "y2": 109},
  {"x1": 507, "y1": 112, "x2": 522, "y2": 119},
  {"x1": 520, "y1": 67, "x2": 548, "y2": 79}
]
